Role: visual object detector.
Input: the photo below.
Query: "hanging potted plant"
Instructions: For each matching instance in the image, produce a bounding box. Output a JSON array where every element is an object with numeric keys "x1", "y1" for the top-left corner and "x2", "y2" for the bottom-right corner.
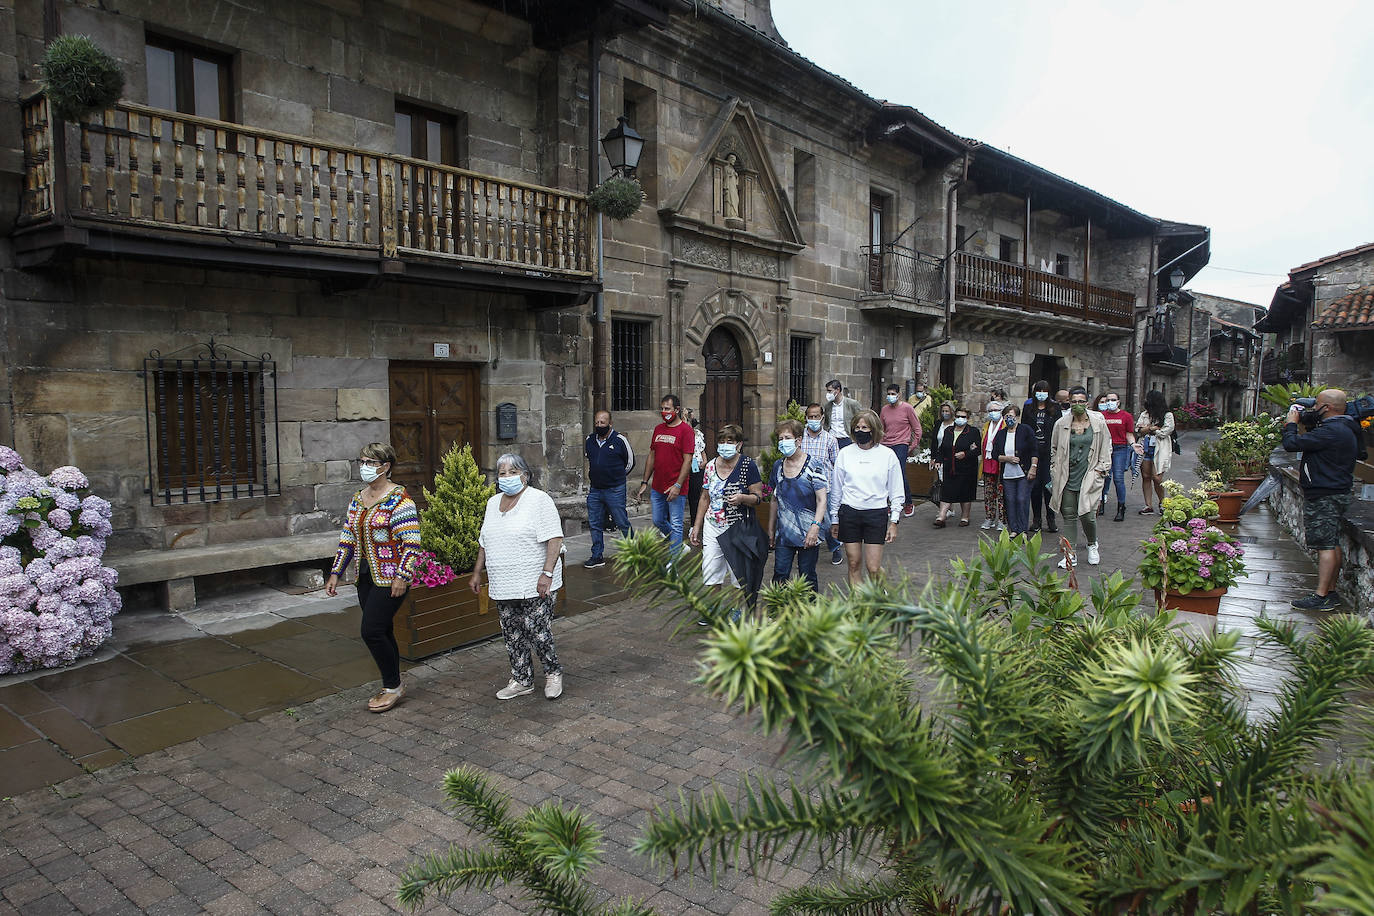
[
  {"x1": 1139, "y1": 482, "x2": 1246, "y2": 615},
  {"x1": 40, "y1": 35, "x2": 125, "y2": 122},
  {"x1": 392, "y1": 443, "x2": 496, "y2": 660},
  {"x1": 587, "y1": 175, "x2": 645, "y2": 221}
]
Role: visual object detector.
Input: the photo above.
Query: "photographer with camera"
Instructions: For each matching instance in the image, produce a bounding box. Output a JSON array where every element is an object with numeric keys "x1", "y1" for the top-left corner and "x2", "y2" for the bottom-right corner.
[{"x1": 1282, "y1": 388, "x2": 1361, "y2": 611}]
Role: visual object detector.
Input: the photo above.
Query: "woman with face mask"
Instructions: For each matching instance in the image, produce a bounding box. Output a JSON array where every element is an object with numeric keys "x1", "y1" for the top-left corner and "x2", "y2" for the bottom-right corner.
[
  {"x1": 980, "y1": 400, "x2": 1008, "y2": 530},
  {"x1": 327, "y1": 443, "x2": 422, "y2": 713},
  {"x1": 689, "y1": 424, "x2": 765, "y2": 614},
  {"x1": 766, "y1": 419, "x2": 829, "y2": 593},
  {"x1": 469, "y1": 454, "x2": 566, "y2": 701},
  {"x1": 991, "y1": 404, "x2": 1038, "y2": 537},
  {"x1": 1048, "y1": 387, "x2": 1112, "y2": 569},
  {"x1": 828, "y1": 410, "x2": 905, "y2": 585},
  {"x1": 934, "y1": 407, "x2": 980, "y2": 527}
]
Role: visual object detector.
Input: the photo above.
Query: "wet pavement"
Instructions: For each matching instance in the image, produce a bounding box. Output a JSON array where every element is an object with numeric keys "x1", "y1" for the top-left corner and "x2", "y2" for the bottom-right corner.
[{"x1": 0, "y1": 432, "x2": 1367, "y2": 913}]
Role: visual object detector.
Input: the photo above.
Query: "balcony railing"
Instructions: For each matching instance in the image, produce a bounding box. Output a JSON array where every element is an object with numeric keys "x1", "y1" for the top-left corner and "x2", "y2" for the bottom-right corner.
[
  {"x1": 859, "y1": 243, "x2": 943, "y2": 303},
  {"x1": 19, "y1": 96, "x2": 592, "y2": 276},
  {"x1": 954, "y1": 251, "x2": 1134, "y2": 328}
]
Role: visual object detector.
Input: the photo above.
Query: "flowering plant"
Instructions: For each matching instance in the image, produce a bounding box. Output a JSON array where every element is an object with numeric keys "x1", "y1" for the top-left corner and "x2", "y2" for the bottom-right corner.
[
  {"x1": 412, "y1": 551, "x2": 457, "y2": 589},
  {"x1": 0, "y1": 447, "x2": 121, "y2": 674},
  {"x1": 912, "y1": 448, "x2": 933, "y2": 465},
  {"x1": 759, "y1": 483, "x2": 774, "y2": 504},
  {"x1": 1139, "y1": 482, "x2": 1245, "y2": 594},
  {"x1": 1174, "y1": 400, "x2": 1219, "y2": 429}
]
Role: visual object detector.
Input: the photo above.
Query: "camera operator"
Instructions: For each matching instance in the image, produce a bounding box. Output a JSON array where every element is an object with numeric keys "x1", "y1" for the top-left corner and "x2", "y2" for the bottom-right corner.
[{"x1": 1282, "y1": 388, "x2": 1361, "y2": 611}]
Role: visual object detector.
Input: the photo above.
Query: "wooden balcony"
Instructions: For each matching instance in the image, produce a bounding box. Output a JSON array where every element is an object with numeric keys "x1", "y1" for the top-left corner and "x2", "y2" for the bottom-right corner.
[
  {"x1": 1206, "y1": 357, "x2": 1250, "y2": 386},
  {"x1": 954, "y1": 251, "x2": 1134, "y2": 328},
  {"x1": 16, "y1": 97, "x2": 597, "y2": 305}
]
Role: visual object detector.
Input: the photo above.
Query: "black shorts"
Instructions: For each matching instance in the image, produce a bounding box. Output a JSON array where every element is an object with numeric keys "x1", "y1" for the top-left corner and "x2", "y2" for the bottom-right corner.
[{"x1": 837, "y1": 505, "x2": 889, "y2": 545}]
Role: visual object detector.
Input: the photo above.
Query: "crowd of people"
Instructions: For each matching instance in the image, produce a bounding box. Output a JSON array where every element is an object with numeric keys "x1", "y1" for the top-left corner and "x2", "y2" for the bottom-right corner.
[{"x1": 328, "y1": 380, "x2": 1181, "y2": 712}]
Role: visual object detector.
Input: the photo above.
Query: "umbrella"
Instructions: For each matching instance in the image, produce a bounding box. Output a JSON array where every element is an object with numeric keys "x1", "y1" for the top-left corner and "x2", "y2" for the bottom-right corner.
[
  {"x1": 1239, "y1": 469, "x2": 1282, "y2": 516},
  {"x1": 717, "y1": 510, "x2": 769, "y2": 611}
]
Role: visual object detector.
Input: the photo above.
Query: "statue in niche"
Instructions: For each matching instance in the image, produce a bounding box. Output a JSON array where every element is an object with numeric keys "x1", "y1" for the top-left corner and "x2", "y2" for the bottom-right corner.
[{"x1": 721, "y1": 153, "x2": 744, "y2": 227}]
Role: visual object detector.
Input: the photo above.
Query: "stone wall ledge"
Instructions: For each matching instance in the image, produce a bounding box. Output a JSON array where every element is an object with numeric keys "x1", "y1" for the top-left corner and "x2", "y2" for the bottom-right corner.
[{"x1": 1266, "y1": 449, "x2": 1374, "y2": 619}]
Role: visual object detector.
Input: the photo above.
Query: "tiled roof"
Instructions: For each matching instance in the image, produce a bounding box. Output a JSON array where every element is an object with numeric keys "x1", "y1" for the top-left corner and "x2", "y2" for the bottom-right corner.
[
  {"x1": 1291, "y1": 241, "x2": 1374, "y2": 274},
  {"x1": 1312, "y1": 285, "x2": 1374, "y2": 330},
  {"x1": 1210, "y1": 315, "x2": 1260, "y2": 336}
]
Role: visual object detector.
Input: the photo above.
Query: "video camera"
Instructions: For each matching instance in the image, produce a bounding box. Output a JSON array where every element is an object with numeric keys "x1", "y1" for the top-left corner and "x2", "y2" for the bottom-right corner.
[{"x1": 1291, "y1": 394, "x2": 1374, "y2": 422}]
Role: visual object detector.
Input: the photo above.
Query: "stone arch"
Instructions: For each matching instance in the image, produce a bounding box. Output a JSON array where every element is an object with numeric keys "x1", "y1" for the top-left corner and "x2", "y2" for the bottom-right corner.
[{"x1": 683, "y1": 288, "x2": 773, "y2": 362}]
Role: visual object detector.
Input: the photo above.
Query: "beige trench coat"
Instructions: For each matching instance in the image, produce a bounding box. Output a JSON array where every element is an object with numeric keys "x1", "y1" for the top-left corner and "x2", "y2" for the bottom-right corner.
[
  {"x1": 1049, "y1": 410, "x2": 1112, "y2": 514},
  {"x1": 1135, "y1": 410, "x2": 1176, "y2": 476}
]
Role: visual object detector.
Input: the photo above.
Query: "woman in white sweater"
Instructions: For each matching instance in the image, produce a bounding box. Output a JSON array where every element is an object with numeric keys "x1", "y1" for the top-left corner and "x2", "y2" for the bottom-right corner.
[{"x1": 828, "y1": 409, "x2": 905, "y2": 586}]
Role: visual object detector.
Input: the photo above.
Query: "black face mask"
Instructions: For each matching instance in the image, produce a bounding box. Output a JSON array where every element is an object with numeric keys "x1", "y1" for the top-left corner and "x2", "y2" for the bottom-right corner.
[
  {"x1": 853, "y1": 429, "x2": 873, "y2": 446},
  {"x1": 595, "y1": 425, "x2": 610, "y2": 438},
  {"x1": 1299, "y1": 408, "x2": 1325, "y2": 428}
]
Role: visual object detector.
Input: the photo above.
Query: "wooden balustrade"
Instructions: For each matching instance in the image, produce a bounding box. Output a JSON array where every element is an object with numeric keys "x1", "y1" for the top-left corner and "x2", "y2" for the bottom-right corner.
[
  {"x1": 954, "y1": 251, "x2": 1133, "y2": 328},
  {"x1": 19, "y1": 98, "x2": 592, "y2": 276}
]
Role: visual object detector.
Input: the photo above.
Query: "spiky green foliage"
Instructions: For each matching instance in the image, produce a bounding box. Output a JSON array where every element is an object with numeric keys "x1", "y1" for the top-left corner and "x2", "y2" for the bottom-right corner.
[
  {"x1": 397, "y1": 766, "x2": 656, "y2": 914},
  {"x1": 399, "y1": 531, "x2": 1374, "y2": 914},
  {"x1": 420, "y1": 443, "x2": 493, "y2": 574},
  {"x1": 41, "y1": 35, "x2": 124, "y2": 122}
]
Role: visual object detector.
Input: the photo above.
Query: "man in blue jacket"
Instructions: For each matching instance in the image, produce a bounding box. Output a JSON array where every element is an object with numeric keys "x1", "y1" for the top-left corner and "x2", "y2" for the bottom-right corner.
[
  {"x1": 584, "y1": 409, "x2": 634, "y2": 569},
  {"x1": 1282, "y1": 389, "x2": 1361, "y2": 611}
]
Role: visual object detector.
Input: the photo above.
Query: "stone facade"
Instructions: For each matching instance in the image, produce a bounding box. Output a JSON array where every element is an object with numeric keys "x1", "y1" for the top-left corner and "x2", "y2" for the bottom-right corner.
[{"x1": 1309, "y1": 247, "x2": 1374, "y2": 393}]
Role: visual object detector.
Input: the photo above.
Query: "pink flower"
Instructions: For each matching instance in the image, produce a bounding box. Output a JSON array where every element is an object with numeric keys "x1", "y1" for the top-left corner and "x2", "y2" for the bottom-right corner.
[
  {"x1": 1169, "y1": 539, "x2": 1188, "y2": 552},
  {"x1": 1198, "y1": 553, "x2": 1215, "y2": 565},
  {"x1": 1198, "y1": 566, "x2": 1212, "y2": 578}
]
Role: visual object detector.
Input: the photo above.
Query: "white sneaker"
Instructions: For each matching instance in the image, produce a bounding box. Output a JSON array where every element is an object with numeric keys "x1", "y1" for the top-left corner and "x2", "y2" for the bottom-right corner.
[
  {"x1": 496, "y1": 679, "x2": 534, "y2": 700},
  {"x1": 980, "y1": 519, "x2": 995, "y2": 530},
  {"x1": 544, "y1": 672, "x2": 563, "y2": 700},
  {"x1": 1086, "y1": 543, "x2": 1100, "y2": 566},
  {"x1": 1057, "y1": 554, "x2": 1076, "y2": 570}
]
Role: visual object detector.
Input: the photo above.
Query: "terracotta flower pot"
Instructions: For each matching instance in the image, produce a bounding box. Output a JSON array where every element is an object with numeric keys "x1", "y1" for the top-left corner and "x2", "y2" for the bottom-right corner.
[
  {"x1": 1154, "y1": 586, "x2": 1227, "y2": 615},
  {"x1": 1206, "y1": 490, "x2": 1244, "y2": 524},
  {"x1": 1232, "y1": 477, "x2": 1263, "y2": 501}
]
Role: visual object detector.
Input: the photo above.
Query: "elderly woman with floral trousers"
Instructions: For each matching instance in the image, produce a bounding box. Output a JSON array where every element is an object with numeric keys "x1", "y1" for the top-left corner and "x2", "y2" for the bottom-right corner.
[
  {"x1": 328, "y1": 442, "x2": 422, "y2": 713},
  {"x1": 470, "y1": 453, "x2": 566, "y2": 701}
]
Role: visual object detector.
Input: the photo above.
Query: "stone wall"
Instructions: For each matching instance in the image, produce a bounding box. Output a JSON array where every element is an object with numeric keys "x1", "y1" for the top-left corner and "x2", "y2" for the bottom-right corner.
[
  {"x1": 1268, "y1": 452, "x2": 1374, "y2": 620},
  {"x1": 2, "y1": 259, "x2": 564, "y2": 554},
  {"x1": 925, "y1": 330, "x2": 1119, "y2": 407},
  {"x1": 1310, "y1": 248, "x2": 1374, "y2": 393}
]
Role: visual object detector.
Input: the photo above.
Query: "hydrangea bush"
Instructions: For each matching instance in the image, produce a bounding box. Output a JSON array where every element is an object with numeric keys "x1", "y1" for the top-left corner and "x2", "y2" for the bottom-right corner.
[
  {"x1": 1139, "y1": 482, "x2": 1246, "y2": 594},
  {"x1": 0, "y1": 446, "x2": 120, "y2": 674}
]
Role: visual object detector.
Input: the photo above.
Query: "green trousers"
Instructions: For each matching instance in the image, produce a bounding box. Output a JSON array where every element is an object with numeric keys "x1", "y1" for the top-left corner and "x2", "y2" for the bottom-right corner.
[{"x1": 1058, "y1": 488, "x2": 1097, "y2": 548}]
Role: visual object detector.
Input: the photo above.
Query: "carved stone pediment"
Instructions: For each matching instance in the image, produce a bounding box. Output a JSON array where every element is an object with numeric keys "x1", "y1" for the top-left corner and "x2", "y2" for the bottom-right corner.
[{"x1": 659, "y1": 97, "x2": 805, "y2": 271}]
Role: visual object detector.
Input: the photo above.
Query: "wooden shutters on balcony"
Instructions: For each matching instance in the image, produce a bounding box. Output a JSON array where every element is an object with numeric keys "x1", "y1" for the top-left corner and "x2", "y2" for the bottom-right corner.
[{"x1": 868, "y1": 193, "x2": 886, "y2": 291}]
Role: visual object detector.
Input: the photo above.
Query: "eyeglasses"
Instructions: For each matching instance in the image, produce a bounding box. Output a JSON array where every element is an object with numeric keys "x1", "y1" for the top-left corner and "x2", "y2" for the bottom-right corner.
[{"x1": 359, "y1": 459, "x2": 385, "y2": 468}]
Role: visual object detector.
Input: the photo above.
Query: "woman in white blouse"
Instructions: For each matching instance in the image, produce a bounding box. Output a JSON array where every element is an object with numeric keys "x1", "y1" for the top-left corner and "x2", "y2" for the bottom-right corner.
[
  {"x1": 469, "y1": 453, "x2": 565, "y2": 701},
  {"x1": 828, "y1": 409, "x2": 905, "y2": 586}
]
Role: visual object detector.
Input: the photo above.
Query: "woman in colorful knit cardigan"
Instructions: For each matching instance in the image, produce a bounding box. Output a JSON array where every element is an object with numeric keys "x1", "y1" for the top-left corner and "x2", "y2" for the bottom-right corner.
[{"x1": 327, "y1": 443, "x2": 423, "y2": 713}]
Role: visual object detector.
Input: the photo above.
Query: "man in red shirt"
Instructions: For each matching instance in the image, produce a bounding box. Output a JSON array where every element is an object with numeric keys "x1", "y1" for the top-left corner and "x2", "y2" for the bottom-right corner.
[
  {"x1": 879, "y1": 383, "x2": 923, "y2": 517},
  {"x1": 636, "y1": 394, "x2": 694, "y2": 556},
  {"x1": 1097, "y1": 390, "x2": 1139, "y2": 522}
]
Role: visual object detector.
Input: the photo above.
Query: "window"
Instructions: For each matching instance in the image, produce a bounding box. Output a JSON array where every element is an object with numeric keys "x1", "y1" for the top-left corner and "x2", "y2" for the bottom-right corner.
[
  {"x1": 868, "y1": 192, "x2": 888, "y2": 290},
  {"x1": 956, "y1": 224, "x2": 970, "y2": 253},
  {"x1": 622, "y1": 81, "x2": 657, "y2": 200},
  {"x1": 792, "y1": 150, "x2": 816, "y2": 224},
  {"x1": 144, "y1": 347, "x2": 280, "y2": 504},
  {"x1": 998, "y1": 235, "x2": 1017, "y2": 264},
  {"x1": 395, "y1": 101, "x2": 461, "y2": 165},
  {"x1": 938, "y1": 354, "x2": 964, "y2": 392},
  {"x1": 611, "y1": 320, "x2": 649, "y2": 412},
  {"x1": 145, "y1": 35, "x2": 232, "y2": 120},
  {"x1": 1055, "y1": 253, "x2": 1071, "y2": 276},
  {"x1": 788, "y1": 337, "x2": 812, "y2": 408}
]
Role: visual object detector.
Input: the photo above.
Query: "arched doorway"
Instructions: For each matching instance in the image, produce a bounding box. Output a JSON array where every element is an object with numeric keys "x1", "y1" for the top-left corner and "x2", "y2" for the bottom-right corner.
[{"x1": 701, "y1": 326, "x2": 743, "y2": 453}]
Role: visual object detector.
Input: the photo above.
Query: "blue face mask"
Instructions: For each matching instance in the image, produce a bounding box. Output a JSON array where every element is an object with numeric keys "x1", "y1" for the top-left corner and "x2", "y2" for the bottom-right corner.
[
  {"x1": 777, "y1": 438, "x2": 798, "y2": 457},
  {"x1": 1003, "y1": 416, "x2": 1015, "y2": 427},
  {"x1": 717, "y1": 443, "x2": 738, "y2": 459},
  {"x1": 806, "y1": 419, "x2": 822, "y2": 432},
  {"x1": 988, "y1": 410, "x2": 1001, "y2": 421},
  {"x1": 886, "y1": 394, "x2": 899, "y2": 404},
  {"x1": 1035, "y1": 391, "x2": 1048, "y2": 402},
  {"x1": 497, "y1": 475, "x2": 525, "y2": 495}
]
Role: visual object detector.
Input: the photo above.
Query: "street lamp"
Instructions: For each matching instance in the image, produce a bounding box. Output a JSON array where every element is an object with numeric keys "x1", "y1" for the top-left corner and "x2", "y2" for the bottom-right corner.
[
  {"x1": 1169, "y1": 267, "x2": 1186, "y2": 291},
  {"x1": 600, "y1": 116, "x2": 644, "y2": 178}
]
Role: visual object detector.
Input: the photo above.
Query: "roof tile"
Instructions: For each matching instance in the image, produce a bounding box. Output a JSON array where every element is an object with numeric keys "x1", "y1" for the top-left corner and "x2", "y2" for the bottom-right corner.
[{"x1": 1312, "y1": 285, "x2": 1374, "y2": 330}]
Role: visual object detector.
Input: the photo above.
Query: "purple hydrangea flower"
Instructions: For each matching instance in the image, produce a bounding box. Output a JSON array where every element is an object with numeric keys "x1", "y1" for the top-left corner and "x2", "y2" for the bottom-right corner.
[
  {"x1": 1170, "y1": 539, "x2": 1188, "y2": 552},
  {"x1": 0, "y1": 514, "x2": 18, "y2": 538},
  {"x1": 1198, "y1": 566, "x2": 1212, "y2": 578},
  {"x1": 54, "y1": 492, "x2": 80, "y2": 512},
  {"x1": 1198, "y1": 553, "x2": 1215, "y2": 565},
  {"x1": 47, "y1": 508, "x2": 72, "y2": 531},
  {"x1": 30, "y1": 525, "x2": 61, "y2": 552},
  {"x1": 46, "y1": 466, "x2": 89, "y2": 491},
  {"x1": 3, "y1": 473, "x2": 38, "y2": 499},
  {"x1": 0, "y1": 446, "x2": 23, "y2": 472},
  {"x1": 79, "y1": 495, "x2": 112, "y2": 519},
  {"x1": 1188, "y1": 517, "x2": 1207, "y2": 529}
]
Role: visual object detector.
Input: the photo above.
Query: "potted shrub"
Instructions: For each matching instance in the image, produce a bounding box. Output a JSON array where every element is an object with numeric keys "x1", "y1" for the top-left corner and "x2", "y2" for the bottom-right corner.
[
  {"x1": 40, "y1": 35, "x2": 124, "y2": 122},
  {"x1": 1216, "y1": 417, "x2": 1281, "y2": 500},
  {"x1": 392, "y1": 443, "x2": 496, "y2": 660},
  {"x1": 1139, "y1": 482, "x2": 1246, "y2": 614},
  {"x1": 1194, "y1": 442, "x2": 1244, "y2": 523}
]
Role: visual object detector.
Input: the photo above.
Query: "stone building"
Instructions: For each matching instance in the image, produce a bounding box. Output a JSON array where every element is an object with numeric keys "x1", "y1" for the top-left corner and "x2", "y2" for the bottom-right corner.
[
  {"x1": 1, "y1": 0, "x2": 1208, "y2": 608},
  {"x1": 1258, "y1": 242, "x2": 1374, "y2": 395}
]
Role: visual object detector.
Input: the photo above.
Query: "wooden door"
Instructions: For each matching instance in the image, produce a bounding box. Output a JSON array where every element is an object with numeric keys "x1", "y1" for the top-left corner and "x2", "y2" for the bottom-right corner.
[
  {"x1": 701, "y1": 327, "x2": 743, "y2": 454},
  {"x1": 389, "y1": 363, "x2": 481, "y2": 503}
]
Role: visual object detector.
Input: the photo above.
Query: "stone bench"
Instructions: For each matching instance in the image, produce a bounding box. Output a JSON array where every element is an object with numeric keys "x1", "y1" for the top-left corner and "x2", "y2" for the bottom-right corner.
[{"x1": 108, "y1": 533, "x2": 341, "y2": 612}]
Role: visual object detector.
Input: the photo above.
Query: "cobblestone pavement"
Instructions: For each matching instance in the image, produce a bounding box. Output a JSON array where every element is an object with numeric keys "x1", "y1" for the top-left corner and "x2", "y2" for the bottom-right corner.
[{"x1": 0, "y1": 433, "x2": 1363, "y2": 914}]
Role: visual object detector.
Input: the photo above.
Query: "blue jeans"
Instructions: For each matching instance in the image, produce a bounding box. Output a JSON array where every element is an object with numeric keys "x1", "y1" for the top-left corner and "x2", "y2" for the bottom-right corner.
[
  {"x1": 649, "y1": 488, "x2": 686, "y2": 556},
  {"x1": 1002, "y1": 475, "x2": 1031, "y2": 534},
  {"x1": 1108, "y1": 444, "x2": 1131, "y2": 505},
  {"x1": 889, "y1": 443, "x2": 911, "y2": 505},
  {"x1": 773, "y1": 543, "x2": 819, "y2": 593},
  {"x1": 586, "y1": 483, "x2": 631, "y2": 561}
]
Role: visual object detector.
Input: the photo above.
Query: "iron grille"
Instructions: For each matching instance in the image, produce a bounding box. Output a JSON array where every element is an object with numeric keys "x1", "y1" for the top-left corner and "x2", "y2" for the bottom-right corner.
[
  {"x1": 789, "y1": 337, "x2": 811, "y2": 408},
  {"x1": 611, "y1": 320, "x2": 648, "y2": 412},
  {"x1": 142, "y1": 339, "x2": 281, "y2": 504}
]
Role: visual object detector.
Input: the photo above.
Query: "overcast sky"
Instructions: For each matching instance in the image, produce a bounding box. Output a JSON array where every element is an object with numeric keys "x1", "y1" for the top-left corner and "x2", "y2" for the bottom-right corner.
[{"x1": 770, "y1": 0, "x2": 1373, "y2": 306}]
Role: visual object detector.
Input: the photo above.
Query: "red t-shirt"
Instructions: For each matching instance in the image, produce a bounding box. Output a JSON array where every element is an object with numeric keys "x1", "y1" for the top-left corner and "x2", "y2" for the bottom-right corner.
[
  {"x1": 649, "y1": 421, "x2": 695, "y2": 492},
  {"x1": 1101, "y1": 409, "x2": 1135, "y2": 446}
]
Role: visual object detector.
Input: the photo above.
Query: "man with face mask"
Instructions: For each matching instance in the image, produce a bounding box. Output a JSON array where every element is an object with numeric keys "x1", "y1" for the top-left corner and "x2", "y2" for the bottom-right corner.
[
  {"x1": 823, "y1": 379, "x2": 862, "y2": 449},
  {"x1": 583, "y1": 410, "x2": 635, "y2": 569},
  {"x1": 880, "y1": 383, "x2": 923, "y2": 518},
  {"x1": 637, "y1": 395, "x2": 695, "y2": 557},
  {"x1": 1283, "y1": 389, "x2": 1361, "y2": 611}
]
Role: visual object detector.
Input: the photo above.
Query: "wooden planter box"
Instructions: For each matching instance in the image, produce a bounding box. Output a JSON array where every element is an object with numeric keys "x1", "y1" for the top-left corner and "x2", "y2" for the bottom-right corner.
[
  {"x1": 905, "y1": 463, "x2": 937, "y2": 503},
  {"x1": 394, "y1": 572, "x2": 498, "y2": 661}
]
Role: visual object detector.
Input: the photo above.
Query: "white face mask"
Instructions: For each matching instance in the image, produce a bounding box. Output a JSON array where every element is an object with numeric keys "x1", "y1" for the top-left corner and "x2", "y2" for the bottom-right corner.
[
  {"x1": 954, "y1": 417, "x2": 968, "y2": 427},
  {"x1": 886, "y1": 394, "x2": 899, "y2": 404},
  {"x1": 825, "y1": 391, "x2": 837, "y2": 403},
  {"x1": 360, "y1": 464, "x2": 382, "y2": 483},
  {"x1": 1104, "y1": 401, "x2": 1119, "y2": 412}
]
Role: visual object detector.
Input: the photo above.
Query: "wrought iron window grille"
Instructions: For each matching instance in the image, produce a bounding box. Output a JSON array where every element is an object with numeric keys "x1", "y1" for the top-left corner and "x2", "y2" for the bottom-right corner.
[
  {"x1": 140, "y1": 338, "x2": 281, "y2": 505},
  {"x1": 788, "y1": 336, "x2": 811, "y2": 408},
  {"x1": 611, "y1": 320, "x2": 648, "y2": 413}
]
